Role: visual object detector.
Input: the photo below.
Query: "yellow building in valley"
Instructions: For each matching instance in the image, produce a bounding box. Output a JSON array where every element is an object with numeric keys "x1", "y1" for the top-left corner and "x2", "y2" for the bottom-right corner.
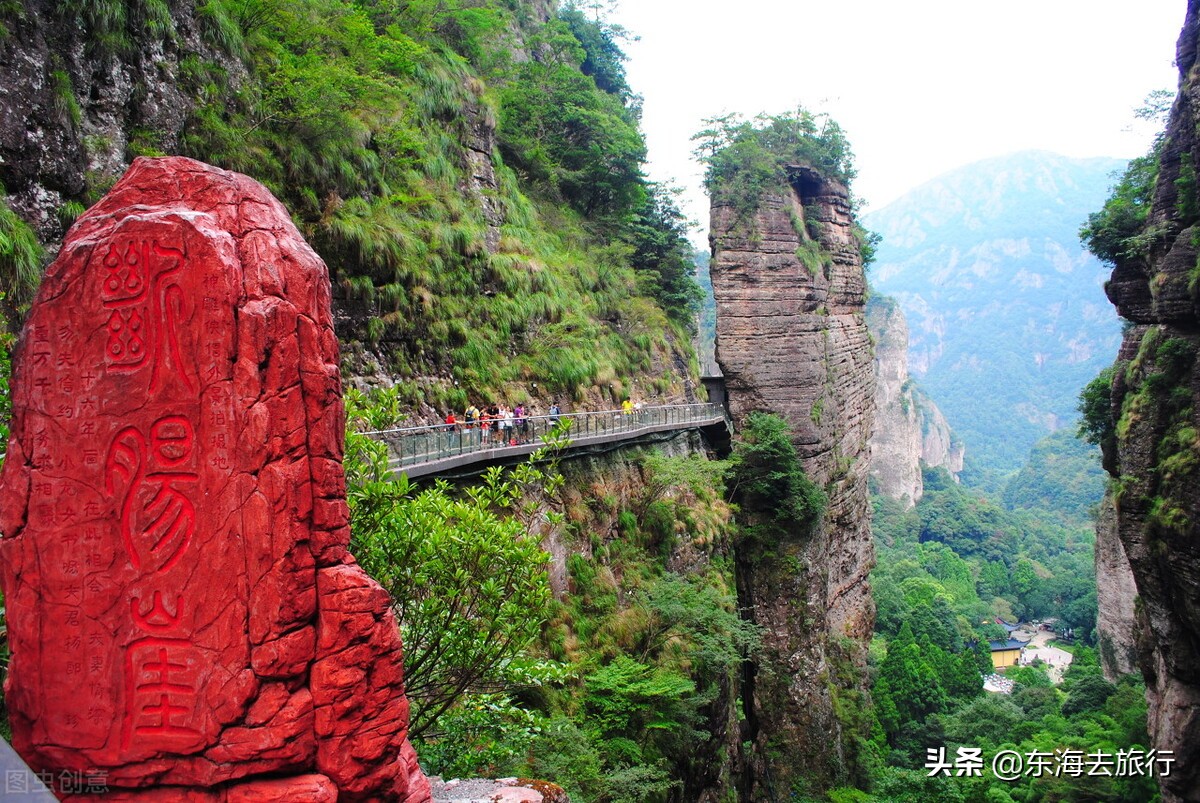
[{"x1": 989, "y1": 639, "x2": 1024, "y2": 669}]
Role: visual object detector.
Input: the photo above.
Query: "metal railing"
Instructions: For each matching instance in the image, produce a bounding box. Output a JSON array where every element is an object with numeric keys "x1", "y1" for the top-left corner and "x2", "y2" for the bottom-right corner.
[{"x1": 363, "y1": 403, "x2": 727, "y2": 473}]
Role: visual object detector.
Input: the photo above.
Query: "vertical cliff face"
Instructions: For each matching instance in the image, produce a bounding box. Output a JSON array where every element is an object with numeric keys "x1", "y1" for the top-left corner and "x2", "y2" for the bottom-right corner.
[
  {"x1": 1093, "y1": 496, "x2": 1140, "y2": 679},
  {"x1": 918, "y1": 397, "x2": 964, "y2": 477},
  {"x1": 0, "y1": 2, "x2": 243, "y2": 243},
  {"x1": 711, "y1": 165, "x2": 875, "y2": 792},
  {"x1": 867, "y1": 295, "x2": 963, "y2": 506},
  {"x1": 1094, "y1": 3, "x2": 1200, "y2": 800},
  {"x1": 868, "y1": 296, "x2": 923, "y2": 504}
]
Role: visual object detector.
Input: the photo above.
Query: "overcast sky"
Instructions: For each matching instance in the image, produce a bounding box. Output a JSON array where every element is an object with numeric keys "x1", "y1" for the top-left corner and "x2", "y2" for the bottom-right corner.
[{"x1": 608, "y1": 0, "x2": 1184, "y2": 240}]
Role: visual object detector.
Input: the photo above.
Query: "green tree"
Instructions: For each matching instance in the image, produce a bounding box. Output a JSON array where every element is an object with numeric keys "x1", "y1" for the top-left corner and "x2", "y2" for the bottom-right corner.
[
  {"x1": 559, "y1": 4, "x2": 631, "y2": 99},
  {"x1": 1006, "y1": 664, "x2": 1053, "y2": 691},
  {"x1": 694, "y1": 108, "x2": 856, "y2": 221},
  {"x1": 909, "y1": 595, "x2": 962, "y2": 653},
  {"x1": 970, "y1": 641, "x2": 994, "y2": 677},
  {"x1": 1079, "y1": 89, "x2": 1172, "y2": 269},
  {"x1": 625, "y1": 184, "x2": 704, "y2": 327},
  {"x1": 875, "y1": 624, "x2": 948, "y2": 749},
  {"x1": 497, "y1": 22, "x2": 645, "y2": 218},
  {"x1": 1079, "y1": 154, "x2": 1161, "y2": 267},
  {"x1": 1077, "y1": 366, "x2": 1117, "y2": 469},
  {"x1": 726, "y1": 411, "x2": 826, "y2": 537},
  {"x1": 346, "y1": 394, "x2": 566, "y2": 738},
  {"x1": 942, "y1": 694, "x2": 1025, "y2": 749},
  {"x1": 1061, "y1": 674, "x2": 1116, "y2": 716},
  {"x1": 944, "y1": 650, "x2": 983, "y2": 702}
]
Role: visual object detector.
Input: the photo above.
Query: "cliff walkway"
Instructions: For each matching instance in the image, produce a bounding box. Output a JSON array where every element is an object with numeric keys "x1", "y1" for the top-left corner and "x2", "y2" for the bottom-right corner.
[{"x1": 364, "y1": 403, "x2": 730, "y2": 480}]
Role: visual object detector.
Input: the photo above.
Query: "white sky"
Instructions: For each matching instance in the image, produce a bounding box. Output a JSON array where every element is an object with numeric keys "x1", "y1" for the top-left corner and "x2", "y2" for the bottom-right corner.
[{"x1": 609, "y1": 0, "x2": 1184, "y2": 240}]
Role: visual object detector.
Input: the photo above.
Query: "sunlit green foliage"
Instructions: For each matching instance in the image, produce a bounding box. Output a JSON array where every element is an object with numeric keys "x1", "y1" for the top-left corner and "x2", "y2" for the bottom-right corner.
[
  {"x1": 344, "y1": 389, "x2": 564, "y2": 743},
  {"x1": 521, "y1": 449, "x2": 750, "y2": 801},
  {"x1": 694, "y1": 108, "x2": 856, "y2": 219},
  {"x1": 625, "y1": 185, "x2": 704, "y2": 327},
  {"x1": 497, "y1": 21, "x2": 644, "y2": 218},
  {"x1": 342, "y1": 386, "x2": 746, "y2": 797},
  {"x1": 559, "y1": 4, "x2": 630, "y2": 98},
  {"x1": 56, "y1": 0, "x2": 177, "y2": 54},
  {"x1": 875, "y1": 465, "x2": 1097, "y2": 633},
  {"x1": 873, "y1": 623, "x2": 952, "y2": 756},
  {"x1": 1111, "y1": 327, "x2": 1198, "y2": 534},
  {"x1": 1003, "y1": 429, "x2": 1107, "y2": 523},
  {"x1": 1077, "y1": 366, "x2": 1116, "y2": 455},
  {"x1": 166, "y1": 0, "x2": 696, "y2": 403},
  {"x1": 1080, "y1": 153, "x2": 1161, "y2": 267},
  {"x1": 0, "y1": 191, "x2": 43, "y2": 321},
  {"x1": 0, "y1": 295, "x2": 11, "y2": 466},
  {"x1": 726, "y1": 411, "x2": 826, "y2": 540},
  {"x1": 1080, "y1": 90, "x2": 1172, "y2": 268}
]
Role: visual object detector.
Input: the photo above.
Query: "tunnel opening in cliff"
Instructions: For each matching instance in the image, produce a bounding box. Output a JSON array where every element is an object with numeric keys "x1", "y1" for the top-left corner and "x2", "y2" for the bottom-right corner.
[{"x1": 786, "y1": 164, "x2": 827, "y2": 204}]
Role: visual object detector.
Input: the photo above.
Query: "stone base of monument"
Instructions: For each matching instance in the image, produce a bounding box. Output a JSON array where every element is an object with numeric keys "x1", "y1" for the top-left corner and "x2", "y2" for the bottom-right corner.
[{"x1": 429, "y1": 777, "x2": 569, "y2": 803}]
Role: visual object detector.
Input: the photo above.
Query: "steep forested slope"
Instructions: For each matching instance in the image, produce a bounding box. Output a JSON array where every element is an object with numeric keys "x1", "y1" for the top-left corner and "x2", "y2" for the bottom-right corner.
[{"x1": 0, "y1": 0, "x2": 701, "y2": 414}]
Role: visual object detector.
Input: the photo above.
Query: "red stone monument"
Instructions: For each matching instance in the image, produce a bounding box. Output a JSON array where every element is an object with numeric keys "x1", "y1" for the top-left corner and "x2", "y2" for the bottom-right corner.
[{"x1": 0, "y1": 157, "x2": 431, "y2": 801}]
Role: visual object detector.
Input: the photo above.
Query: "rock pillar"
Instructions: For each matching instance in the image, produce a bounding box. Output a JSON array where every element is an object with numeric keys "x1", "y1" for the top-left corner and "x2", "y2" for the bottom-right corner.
[{"x1": 710, "y1": 164, "x2": 876, "y2": 792}]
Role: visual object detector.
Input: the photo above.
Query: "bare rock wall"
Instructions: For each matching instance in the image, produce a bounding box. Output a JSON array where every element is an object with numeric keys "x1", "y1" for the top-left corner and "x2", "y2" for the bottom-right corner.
[{"x1": 711, "y1": 166, "x2": 875, "y2": 793}]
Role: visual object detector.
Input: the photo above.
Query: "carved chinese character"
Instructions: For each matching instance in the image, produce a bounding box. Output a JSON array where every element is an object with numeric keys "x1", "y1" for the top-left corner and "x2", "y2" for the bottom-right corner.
[
  {"x1": 121, "y1": 638, "x2": 202, "y2": 750},
  {"x1": 104, "y1": 417, "x2": 198, "y2": 574},
  {"x1": 100, "y1": 239, "x2": 195, "y2": 393}
]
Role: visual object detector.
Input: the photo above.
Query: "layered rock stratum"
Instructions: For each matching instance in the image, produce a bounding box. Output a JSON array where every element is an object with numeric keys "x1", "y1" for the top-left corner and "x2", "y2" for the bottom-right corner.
[
  {"x1": 1093, "y1": 497, "x2": 1140, "y2": 680},
  {"x1": 711, "y1": 165, "x2": 875, "y2": 791},
  {"x1": 0, "y1": 157, "x2": 429, "y2": 802}
]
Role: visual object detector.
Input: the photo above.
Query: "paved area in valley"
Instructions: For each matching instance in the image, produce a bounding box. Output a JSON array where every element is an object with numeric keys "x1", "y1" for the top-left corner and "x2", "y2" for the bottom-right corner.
[{"x1": 1014, "y1": 625, "x2": 1074, "y2": 683}]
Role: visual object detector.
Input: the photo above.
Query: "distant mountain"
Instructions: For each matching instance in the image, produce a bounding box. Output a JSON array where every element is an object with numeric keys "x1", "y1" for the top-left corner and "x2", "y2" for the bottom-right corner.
[
  {"x1": 863, "y1": 151, "x2": 1126, "y2": 474},
  {"x1": 694, "y1": 249, "x2": 718, "y2": 376}
]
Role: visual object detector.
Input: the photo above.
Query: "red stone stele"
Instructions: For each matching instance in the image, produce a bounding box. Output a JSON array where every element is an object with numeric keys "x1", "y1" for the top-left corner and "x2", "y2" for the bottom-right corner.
[{"x1": 0, "y1": 157, "x2": 431, "y2": 802}]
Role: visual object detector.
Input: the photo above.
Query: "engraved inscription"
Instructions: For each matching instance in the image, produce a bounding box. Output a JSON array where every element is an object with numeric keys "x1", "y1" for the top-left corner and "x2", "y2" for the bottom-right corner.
[
  {"x1": 100, "y1": 239, "x2": 195, "y2": 393},
  {"x1": 121, "y1": 637, "x2": 202, "y2": 749},
  {"x1": 104, "y1": 418, "x2": 198, "y2": 574}
]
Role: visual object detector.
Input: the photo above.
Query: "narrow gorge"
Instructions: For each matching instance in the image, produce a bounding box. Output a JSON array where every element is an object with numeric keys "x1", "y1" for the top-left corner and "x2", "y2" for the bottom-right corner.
[{"x1": 1, "y1": 0, "x2": 1190, "y2": 800}]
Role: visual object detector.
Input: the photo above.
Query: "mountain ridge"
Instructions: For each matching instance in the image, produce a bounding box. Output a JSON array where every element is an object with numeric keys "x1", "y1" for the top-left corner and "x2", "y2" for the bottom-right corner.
[{"x1": 864, "y1": 149, "x2": 1126, "y2": 474}]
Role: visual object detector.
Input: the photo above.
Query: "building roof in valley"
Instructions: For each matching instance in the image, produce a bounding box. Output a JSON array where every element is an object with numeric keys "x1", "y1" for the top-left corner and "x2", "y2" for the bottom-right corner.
[{"x1": 989, "y1": 639, "x2": 1026, "y2": 652}]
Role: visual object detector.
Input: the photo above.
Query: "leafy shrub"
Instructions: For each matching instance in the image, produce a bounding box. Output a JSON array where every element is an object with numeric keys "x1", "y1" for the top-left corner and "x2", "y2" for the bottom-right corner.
[
  {"x1": 345, "y1": 389, "x2": 566, "y2": 740},
  {"x1": 1077, "y1": 366, "x2": 1115, "y2": 448},
  {"x1": 1080, "y1": 153, "x2": 1159, "y2": 266},
  {"x1": 694, "y1": 108, "x2": 856, "y2": 221},
  {"x1": 726, "y1": 411, "x2": 826, "y2": 536},
  {"x1": 0, "y1": 193, "x2": 43, "y2": 315}
]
